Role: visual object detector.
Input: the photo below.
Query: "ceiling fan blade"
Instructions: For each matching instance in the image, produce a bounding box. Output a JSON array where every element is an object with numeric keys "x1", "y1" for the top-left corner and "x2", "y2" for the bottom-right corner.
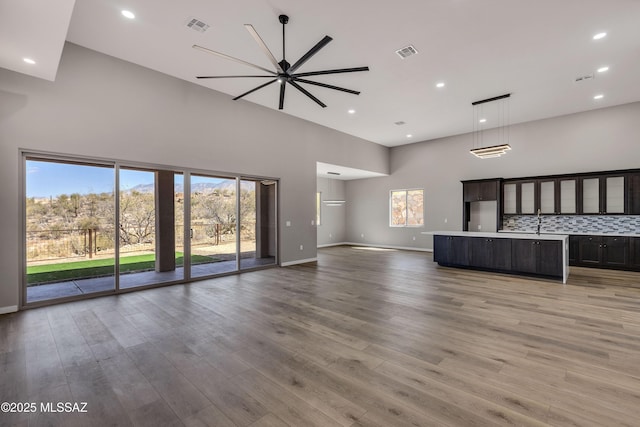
[
  {"x1": 244, "y1": 24, "x2": 285, "y2": 74},
  {"x1": 288, "y1": 80, "x2": 326, "y2": 108},
  {"x1": 293, "y1": 78, "x2": 360, "y2": 95},
  {"x1": 197, "y1": 75, "x2": 275, "y2": 79},
  {"x1": 233, "y1": 79, "x2": 278, "y2": 101},
  {"x1": 192, "y1": 45, "x2": 276, "y2": 75},
  {"x1": 293, "y1": 66, "x2": 369, "y2": 78},
  {"x1": 287, "y1": 36, "x2": 333, "y2": 74},
  {"x1": 279, "y1": 82, "x2": 286, "y2": 110}
]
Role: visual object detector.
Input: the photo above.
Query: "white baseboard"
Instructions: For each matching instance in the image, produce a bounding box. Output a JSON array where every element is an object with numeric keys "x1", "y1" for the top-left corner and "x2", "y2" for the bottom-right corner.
[
  {"x1": 340, "y1": 242, "x2": 433, "y2": 253},
  {"x1": 281, "y1": 257, "x2": 318, "y2": 267},
  {"x1": 0, "y1": 305, "x2": 18, "y2": 315},
  {"x1": 317, "y1": 242, "x2": 349, "y2": 248}
]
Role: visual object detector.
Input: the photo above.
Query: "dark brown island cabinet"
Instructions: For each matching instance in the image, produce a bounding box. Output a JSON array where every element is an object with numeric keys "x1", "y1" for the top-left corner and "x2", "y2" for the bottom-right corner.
[
  {"x1": 569, "y1": 235, "x2": 640, "y2": 271},
  {"x1": 431, "y1": 232, "x2": 569, "y2": 283}
]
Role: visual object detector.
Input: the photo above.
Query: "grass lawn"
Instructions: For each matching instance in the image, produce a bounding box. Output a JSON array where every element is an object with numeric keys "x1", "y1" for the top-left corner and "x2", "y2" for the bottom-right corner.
[{"x1": 27, "y1": 253, "x2": 217, "y2": 285}]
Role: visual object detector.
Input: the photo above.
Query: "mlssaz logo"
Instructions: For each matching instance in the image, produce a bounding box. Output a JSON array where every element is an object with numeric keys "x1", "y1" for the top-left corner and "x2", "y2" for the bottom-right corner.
[{"x1": 40, "y1": 402, "x2": 88, "y2": 413}]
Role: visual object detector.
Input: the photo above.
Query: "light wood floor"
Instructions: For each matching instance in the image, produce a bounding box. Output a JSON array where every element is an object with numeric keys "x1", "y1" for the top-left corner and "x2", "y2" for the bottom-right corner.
[{"x1": 2, "y1": 245, "x2": 640, "y2": 426}]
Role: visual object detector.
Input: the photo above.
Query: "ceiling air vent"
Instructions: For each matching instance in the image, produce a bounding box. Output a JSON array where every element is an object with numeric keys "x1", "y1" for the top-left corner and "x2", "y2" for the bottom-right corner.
[
  {"x1": 394, "y1": 121, "x2": 406, "y2": 126},
  {"x1": 575, "y1": 74, "x2": 594, "y2": 83},
  {"x1": 395, "y1": 45, "x2": 418, "y2": 59},
  {"x1": 186, "y1": 17, "x2": 210, "y2": 33}
]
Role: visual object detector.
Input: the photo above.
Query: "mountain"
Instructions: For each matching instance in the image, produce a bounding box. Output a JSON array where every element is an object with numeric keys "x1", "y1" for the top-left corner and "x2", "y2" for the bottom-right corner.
[{"x1": 126, "y1": 180, "x2": 255, "y2": 194}]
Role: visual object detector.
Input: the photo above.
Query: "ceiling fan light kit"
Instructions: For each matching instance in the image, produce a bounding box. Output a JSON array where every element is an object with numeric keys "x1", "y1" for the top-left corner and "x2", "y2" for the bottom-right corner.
[{"x1": 194, "y1": 15, "x2": 369, "y2": 110}]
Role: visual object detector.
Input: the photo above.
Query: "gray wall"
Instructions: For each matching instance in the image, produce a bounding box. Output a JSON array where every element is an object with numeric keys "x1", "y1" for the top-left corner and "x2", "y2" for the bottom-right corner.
[
  {"x1": 0, "y1": 42, "x2": 389, "y2": 310},
  {"x1": 316, "y1": 177, "x2": 347, "y2": 245},
  {"x1": 345, "y1": 101, "x2": 640, "y2": 249}
]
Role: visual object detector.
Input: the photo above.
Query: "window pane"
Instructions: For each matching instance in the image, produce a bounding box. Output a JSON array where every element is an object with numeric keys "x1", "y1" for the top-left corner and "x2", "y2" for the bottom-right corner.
[
  {"x1": 391, "y1": 191, "x2": 407, "y2": 226},
  {"x1": 407, "y1": 190, "x2": 424, "y2": 226},
  {"x1": 25, "y1": 158, "x2": 115, "y2": 303}
]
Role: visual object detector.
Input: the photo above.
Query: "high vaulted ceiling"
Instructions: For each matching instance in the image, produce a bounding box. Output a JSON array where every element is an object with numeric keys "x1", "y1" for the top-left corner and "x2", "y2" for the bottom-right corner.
[{"x1": 3, "y1": 0, "x2": 640, "y2": 147}]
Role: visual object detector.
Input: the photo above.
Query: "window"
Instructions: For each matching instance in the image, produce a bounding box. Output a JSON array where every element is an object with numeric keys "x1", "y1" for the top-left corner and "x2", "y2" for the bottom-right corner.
[
  {"x1": 390, "y1": 189, "x2": 424, "y2": 227},
  {"x1": 316, "y1": 192, "x2": 322, "y2": 226}
]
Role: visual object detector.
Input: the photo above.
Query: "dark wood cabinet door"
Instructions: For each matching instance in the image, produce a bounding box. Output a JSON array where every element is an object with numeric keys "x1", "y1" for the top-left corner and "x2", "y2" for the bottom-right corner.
[
  {"x1": 451, "y1": 236, "x2": 469, "y2": 265},
  {"x1": 511, "y1": 240, "x2": 538, "y2": 273},
  {"x1": 469, "y1": 238, "x2": 491, "y2": 268},
  {"x1": 480, "y1": 181, "x2": 498, "y2": 201},
  {"x1": 433, "y1": 235, "x2": 450, "y2": 264},
  {"x1": 538, "y1": 240, "x2": 562, "y2": 276},
  {"x1": 434, "y1": 235, "x2": 469, "y2": 266},
  {"x1": 628, "y1": 174, "x2": 640, "y2": 214},
  {"x1": 630, "y1": 238, "x2": 640, "y2": 270},
  {"x1": 569, "y1": 236, "x2": 579, "y2": 265},
  {"x1": 602, "y1": 236, "x2": 629, "y2": 267},
  {"x1": 578, "y1": 236, "x2": 602, "y2": 265},
  {"x1": 463, "y1": 183, "x2": 480, "y2": 202},
  {"x1": 491, "y1": 238, "x2": 512, "y2": 270},
  {"x1": 470, "y1": 238, "x2": 511, "y2": 270},
  {"x1": 463, "y1": 180, "x2": 499, "y2": 202}
]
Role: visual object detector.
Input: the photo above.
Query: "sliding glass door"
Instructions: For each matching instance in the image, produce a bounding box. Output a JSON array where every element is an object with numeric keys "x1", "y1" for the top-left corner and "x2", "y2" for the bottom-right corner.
[
  {"x1": 25, "y1": 158, "x2": 116, "y2": 303},
  {"x1": 23, "y1": 154, "x2": 278, "y2": 306},
  {"x1": 240, "y1": 179, "x2": 277, "y2": 270},
  {"x1": 189, "y1": 174, "x2": 238, "y2": 277},
  {"x1": 118, "y1": 168, "x2": 184, "y2": 289}
]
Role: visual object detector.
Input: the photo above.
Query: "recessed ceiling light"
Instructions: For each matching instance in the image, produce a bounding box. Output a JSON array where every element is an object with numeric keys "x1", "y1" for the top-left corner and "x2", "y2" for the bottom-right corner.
[
  {"x1": 23, "y1": 58, "x2": 36, "y2": 65},
  {"x1": 594, "y1": 94, "x2": 604, "y2": 100},
  {"x1": 597, "y1": 66, "x2": 609, "y2": 73},
  {"x1": 593, "y1": 32, "x2": 607, "y2": 40},
  {"x1": 406, "y1": 134, "x2": 413, "y2": 138},
  {"x1": 348, "y1": 109, "x2": 356, "y2": 114},
  {"x1": 436, "y1": 82, "x2": 445, "y2": 88},
  {"x1": 121, "y1": 10, "x2": 135, "y2": 19},
  {"x1": 479, "y1": 118, "x2": 487, "y2": 123}
]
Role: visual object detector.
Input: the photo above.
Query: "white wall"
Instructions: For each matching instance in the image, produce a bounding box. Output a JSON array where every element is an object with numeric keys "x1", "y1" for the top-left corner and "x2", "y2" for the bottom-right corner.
[
  {"x1": 345, "y1": 101, "x2": 640, "y2": 249},
  {"x1": 316, "y1": 177, "x2": 347, "y2": 246},
  {"x1": 0, "y1": 42, "x2": 389, "y2": 310}
]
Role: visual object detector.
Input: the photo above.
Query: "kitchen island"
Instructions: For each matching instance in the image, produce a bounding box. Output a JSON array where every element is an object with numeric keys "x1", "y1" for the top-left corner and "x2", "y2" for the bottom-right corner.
[{"x1": 425, "y1": 231, "x2": 569, "y2": 283}]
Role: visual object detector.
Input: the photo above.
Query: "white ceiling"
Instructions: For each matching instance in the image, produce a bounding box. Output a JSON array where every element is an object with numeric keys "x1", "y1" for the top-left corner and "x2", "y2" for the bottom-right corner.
[{"x1": 2, "y1": 0, "x2": 640, "y2": 148}]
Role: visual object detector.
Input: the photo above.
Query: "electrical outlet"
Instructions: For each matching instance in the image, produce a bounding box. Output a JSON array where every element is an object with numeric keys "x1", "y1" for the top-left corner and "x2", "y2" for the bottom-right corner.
[
  {"x1": 286, "y1": 221, "x2": 291, "y2": 227},
  {"x1": 311, "y1": 220, "x2": 314, "y2": 226},
  {"x1": 412, "y1": 236, "x2": 416, "y2": 241},
  {"x1": 360, "y1": 233, "x2": 365, "y2": 238},
  {"x1": 299, "y1": 245, "x2": 303, "y2": 250},
  {"x1": 478, "y1": 224, "x2": 482, "y2": 230},
  {"x1": 329, "y1": 233, "x2": 332, "y2": 238},
  {"x1": 444, "y1": 218, "x2": 448, "y2": 223}
]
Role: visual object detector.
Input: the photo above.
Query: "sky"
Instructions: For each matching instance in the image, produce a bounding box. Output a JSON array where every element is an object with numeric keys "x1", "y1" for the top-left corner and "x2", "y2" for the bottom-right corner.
[{"x1": 26, "y1": 160, "x2": 229, "y2": 198}]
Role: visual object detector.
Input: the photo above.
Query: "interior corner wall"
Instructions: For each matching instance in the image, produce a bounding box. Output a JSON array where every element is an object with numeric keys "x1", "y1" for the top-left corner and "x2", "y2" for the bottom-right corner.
[
  {"x1": 0, "y1": 42, "x2": 389, "y2": 310},
  {"x1": 316, "y1": 177, "x2": 347, "y2": 245},
  {"x1": 345, "y1": 101, "x2": 640, "y2": 250}
]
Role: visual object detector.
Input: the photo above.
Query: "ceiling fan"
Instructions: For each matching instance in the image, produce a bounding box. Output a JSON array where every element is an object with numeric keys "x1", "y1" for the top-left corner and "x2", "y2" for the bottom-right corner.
[{"x1": 193, "y1": 14, "x2": 369, "y2": 110}]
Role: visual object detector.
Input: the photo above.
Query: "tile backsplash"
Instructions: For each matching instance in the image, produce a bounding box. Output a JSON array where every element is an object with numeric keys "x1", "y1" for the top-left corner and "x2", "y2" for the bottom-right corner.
[{"x1": 502, "y1": 215, "x2": 640, "y2": 234}]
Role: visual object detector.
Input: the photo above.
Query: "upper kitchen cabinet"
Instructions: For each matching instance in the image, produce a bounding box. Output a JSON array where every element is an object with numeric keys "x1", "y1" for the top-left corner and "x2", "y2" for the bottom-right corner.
[
  {"x1": 535, "y1": 178, "x2": 577, "y2": 215},
  {"x1": 628, "y1": 172, "x2": 640, "y2": 214},
  {"x1": 558, "y1": 179, "x2": 577, "y2": 214},
  {"x1": 579, "y1": 174, "x2": 626, "y2": 214},
  {"x1": 463, "y1": 179, "x2": 499, "y2": 202},
  {"x1": 538, "y1": 179, "x2": 556, "y2": 214},
  {"x1": 501, "y1": 180, "x2": 536, "y2": 215}
]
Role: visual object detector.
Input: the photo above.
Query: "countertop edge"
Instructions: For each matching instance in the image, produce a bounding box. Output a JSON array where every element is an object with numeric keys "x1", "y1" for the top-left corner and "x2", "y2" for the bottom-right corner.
[{"x1": 423, "y1": 231, "x2": 569, "y2": 241}]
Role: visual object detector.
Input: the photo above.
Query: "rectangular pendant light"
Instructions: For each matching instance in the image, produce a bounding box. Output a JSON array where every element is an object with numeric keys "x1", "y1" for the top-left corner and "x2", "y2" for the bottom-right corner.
[{"x1": 469, "y1": 143, "x2": 512, "y2": 158}]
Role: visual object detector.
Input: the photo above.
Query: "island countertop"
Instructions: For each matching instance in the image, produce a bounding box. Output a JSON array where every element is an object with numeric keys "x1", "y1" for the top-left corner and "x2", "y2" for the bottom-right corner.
[
  {"x1": 423, "y1": 231, "x2": 569, "y2": 241},
  {"x1": 426, "y1": 231, "x2": 569, "y2": 283}
]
